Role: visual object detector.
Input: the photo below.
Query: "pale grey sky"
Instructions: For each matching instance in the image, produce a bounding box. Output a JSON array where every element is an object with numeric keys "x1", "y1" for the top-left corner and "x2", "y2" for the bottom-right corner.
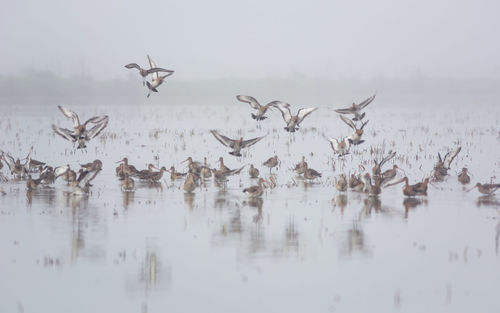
[{"x1": 1, "y1": 0, "x2": 499, "y2": 80}]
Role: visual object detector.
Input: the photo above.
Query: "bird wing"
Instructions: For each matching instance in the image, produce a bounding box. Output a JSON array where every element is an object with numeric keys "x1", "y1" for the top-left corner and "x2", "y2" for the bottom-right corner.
[
  {"x1": 334, "y1": 107, "x2": 355, "y2": 114},
  {"x1": 343, "y1": 137, "x2": 351, "y2": 149},
  {"x1": 270, "y1": 101, "x2": 292, "y2": 123},
  {"x1": 82, "y1": 169, "x2": 101, "y2": 185},
  {"x1": 83, "y1": 114, "x2": 108, "y2": 126},
  {"x1": 2, "y1": 153, "x2": 15, "y2": 172},
  {"x1": 358, "y1": 94, "x2": 376, "y2": 110},
  {"x1": 147, "y1": 55, "x2": 159, "y2": 80},
  {"x1": 146, "y1": 68, "x2": 174, "y2": 75},
  {"x1": 85, "y1": 117, "x2": 108, "y2": 139},
  {"x1": 125, "y1": 63, "x2": 141, "y2": 70},
  {"x1": 52, "y1": 125, "x2": 76, "y2": 142},
  {"x1": 236, "y1": 95, "x2": 261, "y2": 110},
  {"x1": 327, "y1": 138, "x2": 339, "y2": 151},
  {"x1": 297, "y1": 107, "x2": 318, "y2": 124},
  {"x1": 242, "y1": 136, "x2": 265, "y2": 148},
  {"x1": 210, "y1": 130, "x2": 235, "y2": 148},
  {"x1": 340, "y1": 115, "x2": 356, "y2": 130},
  {"x1": 360, "y1": 120, "x2": 369, "y2": 130},
  {"x1": 444, "y1": 146, "x2": 461, "y2": 169},
  {"x1": 58, "y1": 106, "x2": 80, "y2": 128},
  {"x1": 54, "y1": 165, "x2": 69, "y2": 178},
  {"x1": 379, "y1": 151, "x2": 396, "y2": 168}
]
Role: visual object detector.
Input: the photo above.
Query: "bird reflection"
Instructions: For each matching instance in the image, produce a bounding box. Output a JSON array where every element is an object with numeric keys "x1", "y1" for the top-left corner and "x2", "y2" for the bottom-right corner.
[
  {"x1": 403, "y1": 198, "x2": 427, "y2": 218},
  {"x1": 122, "y1": 190, "x2": 134, "y2": 209},
  {"x1": 25, "y1": 187, "x2": 56, "y2": 208},
  {"x1": 332, "y1": 194, "x2": 348, "y2": 214},
  {"x1": 283, "y1": 217, "x2": 300, "y2": 255},
  {"x1": 141, "y1": 251, "x2": 159, "y2": 290},
  {"x1": 475, "y1": 195, "x2": 500, "y2": 208},
  {"x1": 340, "y1": 222, "x2": 371, "y2": 257},
  {"x1": 496, "y1": 209, "x2": 500, "y2": 255},
  {"x1": 70, "y1": 202, "x2": 89, "y2": 262},
  {"x1": 244, "y1": 197, "x2": 263, "y2": 224},
  {"x1": 184, "y1": 192, "x2": 195, "y2": 209},
  {"x1": 360, "y1": 196, "x2": 382, "y2": 218}
]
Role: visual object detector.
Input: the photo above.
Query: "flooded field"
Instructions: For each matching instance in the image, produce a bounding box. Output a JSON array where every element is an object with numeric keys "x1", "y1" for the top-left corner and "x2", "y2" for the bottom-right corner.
[{"x1": 0, "y1": 99, "x2": 499, "y2": 313}]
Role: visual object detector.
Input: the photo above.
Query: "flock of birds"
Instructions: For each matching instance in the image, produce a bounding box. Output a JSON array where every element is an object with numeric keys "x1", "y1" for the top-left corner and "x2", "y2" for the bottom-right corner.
[{"x1": 0, "y1": 55, "x2": 499, "y2": 201}]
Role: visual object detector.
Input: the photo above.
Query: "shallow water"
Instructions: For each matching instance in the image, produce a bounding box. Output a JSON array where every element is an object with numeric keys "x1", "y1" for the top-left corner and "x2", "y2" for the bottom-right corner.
[{"x1": 0, "y1": 100, "x2": 499, "y2": 313}]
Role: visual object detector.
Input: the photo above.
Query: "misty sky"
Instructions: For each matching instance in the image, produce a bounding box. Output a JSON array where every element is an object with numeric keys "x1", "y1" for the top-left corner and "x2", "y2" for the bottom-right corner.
[{"x1": 1, "y1": 0, "x2": 499, "y2": 80}]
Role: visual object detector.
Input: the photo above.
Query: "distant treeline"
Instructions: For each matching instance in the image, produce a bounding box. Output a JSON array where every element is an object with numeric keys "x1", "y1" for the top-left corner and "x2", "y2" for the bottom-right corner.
[{"x1": 1, "y1": 70, "x2": 499, "y2": 106}]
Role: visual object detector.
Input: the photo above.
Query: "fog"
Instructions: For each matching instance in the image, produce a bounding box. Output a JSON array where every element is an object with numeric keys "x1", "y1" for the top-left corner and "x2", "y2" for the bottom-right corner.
[{"x1": 2, "y1": 0, "x2": 500, "y2": 81}]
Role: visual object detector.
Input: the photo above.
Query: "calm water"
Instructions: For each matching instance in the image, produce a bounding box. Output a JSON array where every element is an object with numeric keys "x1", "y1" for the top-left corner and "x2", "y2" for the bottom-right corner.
[{"x1": 0, "y1": 100, "x2": 499, "y2": 313}]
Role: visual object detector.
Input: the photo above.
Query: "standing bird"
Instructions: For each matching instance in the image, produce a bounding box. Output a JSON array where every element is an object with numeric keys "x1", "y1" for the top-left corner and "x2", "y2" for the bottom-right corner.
[
  {"x1": 200, "y1": 157, "x2": 212, "y2": 180},
  {"x1": 458, "y1": 168, "x2": 471, "y2": 185},
  {"x1": 303, "y1": 166, "x2": 322, "y2": 182},
  {"x1": 248, "y1": 164, "x2": 260, "y2": 178},
  {"x1": 236, "y1": 95, "x2": 276, "y2": 121},
  {"x1": 263, "y1": 155, "x2": 280, "y2": 174},
  {"x1": 433, "y1": 147, "x2": 462, "y2": 181},
  {"x1": 294, "y1": 156, "x2": 308, "y2": 175},
  {"x1": 243, "y1": 178, "x2": 267, "y2": 198},
  {"x1": 210, "y1": 130, "x2": 265, "y2": 157},
  {"x1": 339, "y1": 115, "x2": 369, "y2": 145},
  {"x1": 334, "y1": 94, "x2": 376, "y2": 121},
  {"x1": 125, "y1": 57, "x2": 174, "y2": 86},
  {"x1": 468, "y1": 182, "x2": 500, "y2": 195},
  {"x1": 328, "y1": 137, "x2": 351, "y2": 156},
  {"x1": 336, "y1": 174, "x2": 348, "y2": 192},
  {"x1": 385, "y1": 177, "x2": 429, "y2": 197},
  {"x1": 52, "y1": 106, "x2": 109, "y2": 149},
  {"x1": 145, "y1": 55, "x2": 174, "y2": 98},
  {"x1": 272, "y1": 102, "x2": 318, "y2": 132},
  {"x1": 183, "y1": 173, "x2": 198, "y2": 193}
]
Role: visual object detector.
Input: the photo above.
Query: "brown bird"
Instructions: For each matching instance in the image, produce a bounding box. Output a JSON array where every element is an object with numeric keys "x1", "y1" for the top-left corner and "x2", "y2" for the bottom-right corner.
[
  {"x1": 385, "y1": 177, "x2": 429, "y2": 197},
  {"x1": 210, "y1": 130, "x2": 265, "y2": 157},
  {"x1": 248, "y1": 164, "x2": 260, "y2": 178},
  {"x1": 468, "y1": 183, "x2": 500, "y2": 195},
  {"x1": 294, "y1": 156, "x2": 308, "y2": 175},
  {"x1": 243, "y1": 178, "x2": 267, "y2": 198},
  {"x1": 336, "y1": 174, "x2": 347, "y2": 192},
  {"x1": 236, "y1": 95, "x2": 275, "y2": 121},
  {"x1": 458, "y1": 168, "x2": 471, "y2": 185},
  {"x1": 263, "y1": 155, "x2": 280, "y2": 174},
  {"x1": 372, "y1": 151, "x2": 396, "y2": 176}
]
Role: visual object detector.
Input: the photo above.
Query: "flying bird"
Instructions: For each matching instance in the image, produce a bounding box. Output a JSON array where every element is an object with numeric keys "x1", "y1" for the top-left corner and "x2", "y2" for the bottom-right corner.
[
  {"x1": 145, "y1": 55, "x2": 174, "y2": 98},
  {"x1": 328, "y1": 137, "x2": 351, "y2": 156},
  {"x1": 52, "y1": 106, "x2": 109, "y2": 149},
  {"x1": 125, "y1": 56, "x2": 174, "y2": 86},
  {"x1": 210, "y1": 130, "x2": 265, "y2": 157},
  {"x1": 272, "y1": 102, "x2": 318, "y2": 132},
  {"x1": 334, "y1": 94, "x2": 376, "y2": 121},
  {"x1": 236, "y1": 95, "x2": 275, "y2": 121},
  {"x1": 339, "y1": 115, "x2": 369, "y2": 145}
]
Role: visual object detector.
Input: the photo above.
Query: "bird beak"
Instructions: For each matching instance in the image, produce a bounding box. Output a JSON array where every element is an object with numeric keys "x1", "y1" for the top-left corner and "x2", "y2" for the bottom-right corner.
[
  {"x1": 466, "y1": 186, "x2": 477, "y2": 192},
  {"x1": 181, "y1": 158, "x2": 189, "y2": 163},
  {"x1": 115, "y1": 159, "x2": 124, "y2": 164}
]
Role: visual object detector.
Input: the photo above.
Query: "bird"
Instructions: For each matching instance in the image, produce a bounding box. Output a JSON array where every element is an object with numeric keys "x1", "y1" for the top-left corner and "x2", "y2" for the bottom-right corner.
[
  {"x1": 433, "y1": 147, "x2": 462, "y2": 181},
  {"x1": 339, "y1": 115, "x2": 369, "y2": 145},
  {"x1": 458, "y1": 168, "x2": 471, "y2": 185},
  {"x1": 243, "y1": 178, "x2": 267, "y2": 198},
  {"x1": 328, "y1": 137, "x2": 351, "y2": 156},
  {"x1": 334, "y1": 94, "x2": 376, "y2": 121},
  {"x1": 1, "y1": 152, "x2": 28, "y2": 178},
  {"x1": 236, "y1": 95, "x2": 275, "y2": 121},
  {"x1": 263, "y1": 155, "x2": 280, "y2": 174},
  {"x1": 303, "y1": 166, "x2": 322, "y2": 181},
  {"x1": 385, "y1": 177, "x2": 429, "y2": 197},
  {"x1": 183, "y1": 173, "x2": 198, "y2": 193},
  {"x1": 55, "y1": 164, "x2": 76, "y2": 184},
  {"x1": 125, "y1": 57, "x2": 174, "y2": 86},
  {"x1": 294, "y1": 156, "x2": 308, "y2": 175},
  {"x1": 52, "y1": 106, "x2": 109, "y2": 149},
  {"x1": 468, "y1": 182, "x2": 500, "y2": 195},
  {"x1": 80, "y1": 159, "x2": 103, "y2": 172},
  {"x1": 200, "y1": 157, "x2": 212, "y2": 180},
  {"x1": 146, "y1": 167, "x2": 168, "y2": 182},
  {"x1": 217, "y1": 157, "x2": 244, "y2": 176},
  {"x1": 272, "y1": 102, "x2": 318, "y2": 132},
  {"x1": 362, "y1": 173, "x2": 382, "y2": 196},
  {"x1": 145, "y1": 55, "x2": 174, "y2": 98},
  {"x1": 248, "y1": 164, "x2": 260, "y2": 178},
  {"x1": 336, "y1": 174, "x2": 347, "y2": 192},
  {"x1": 210, "y1": 130, "x2": 265, "y2": 157},
  {"x1": 26, "y1": 175, "x2": 41, "y2": 190},
  {"x1": 168, "y1": 166, "x2": 188, "y2": 180}
]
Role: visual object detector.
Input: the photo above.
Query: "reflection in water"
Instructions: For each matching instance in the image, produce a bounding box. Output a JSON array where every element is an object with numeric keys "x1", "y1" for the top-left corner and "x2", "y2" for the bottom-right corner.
[
  {"x1": 71, "y1": 201, "x2": 89, "y2": 262},
  {"x1": 184, "y1": 192, "x2": 195, "y2": 209},
  {"x1": 475, "y1": 195, "x2": 500, "y2": 208},
  {"x1": 403, "y1": 198, "x2": 427, "y2": 219},
  {"x1": 26, "y1": 187, "x2": 57, "y2": 209},
  {"x1": 122, "y1": 191, "x2": 134, "y2": 209},
  {"x1": 245, "y1": 198, "x2": 263, "y2": 224},
  {"x1": 360, "y1": 196, "x2": 382, "y2": 218},
  {"x1": 496, "y1": 210, "x2": 500, "y2": 255},
  {"x1": 340, "y1": 222, "x2": 371, "y2": 258},
  {"x1": 333, "y1": 194, "x2": 347, "y2": 214},
  {"x1": 283, "y1": 217, "x2": 300, "y2": 256},
  {"x1": 141, "y1": 251, "x2": 159, "y2": 290}
]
